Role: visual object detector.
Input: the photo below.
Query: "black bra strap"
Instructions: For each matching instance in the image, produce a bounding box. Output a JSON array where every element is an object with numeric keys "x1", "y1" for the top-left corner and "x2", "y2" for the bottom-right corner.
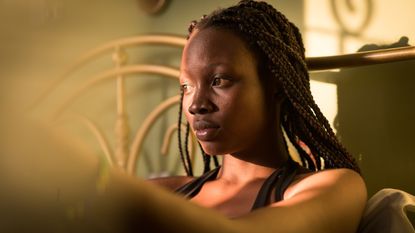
[
  {"x1": 251, "y1": 167, "x2": 284, "y2": 210},
  {"x1": 274, "y1": 159, "x2": 299, "y2": 201},
  {"x1": 251, "y1": 159, "x2": 299, "y2": 210},
  {"x1": 176, "y1": 159, "x2": 300, "y2": 210},
  {"x1": 174, "y1": 167, "x2": 221, "y2": 198}
]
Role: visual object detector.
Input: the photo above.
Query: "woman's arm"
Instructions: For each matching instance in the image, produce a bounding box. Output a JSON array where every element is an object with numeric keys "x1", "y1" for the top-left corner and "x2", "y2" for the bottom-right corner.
[
  {"x1": 236, "y1": 168, "x2": 367, "y2": 233},
  {"x1": 1, "y1": 116, "x2": 366, "y2": 233},
  {"x1": 89, "y1": 167, "x2": 366, "y2": 233},
  {"x1": 0, "y1": 116, "x2": 236, "y2": 233}
]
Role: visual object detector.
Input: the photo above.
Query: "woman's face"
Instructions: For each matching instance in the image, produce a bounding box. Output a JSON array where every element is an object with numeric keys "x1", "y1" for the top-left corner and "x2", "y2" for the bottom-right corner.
[{"x1": 180, "y1": 28, "x2": 272, "y2": 156}]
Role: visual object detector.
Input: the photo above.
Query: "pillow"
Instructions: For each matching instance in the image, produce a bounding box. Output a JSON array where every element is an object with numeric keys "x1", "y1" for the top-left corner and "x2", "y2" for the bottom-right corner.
[{"x1": 358, "y1": 188, "x2": 415, "y2": 233}]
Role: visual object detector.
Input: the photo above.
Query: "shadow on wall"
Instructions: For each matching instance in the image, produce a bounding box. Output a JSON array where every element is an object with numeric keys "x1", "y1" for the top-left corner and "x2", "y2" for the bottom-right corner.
[{"x1": 333, "y1": 58, "x2": 415, "y2": 197}]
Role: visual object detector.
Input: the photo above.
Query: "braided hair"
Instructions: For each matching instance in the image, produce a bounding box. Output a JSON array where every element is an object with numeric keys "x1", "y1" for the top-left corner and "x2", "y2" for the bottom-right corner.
[{"x1": 178, "y1": 0, "x2": 360, "y2": 175}]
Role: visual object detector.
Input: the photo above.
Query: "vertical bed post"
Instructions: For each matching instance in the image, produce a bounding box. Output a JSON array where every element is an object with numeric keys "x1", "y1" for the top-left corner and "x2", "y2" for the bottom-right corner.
[{"x1": 113, "y1": 45, "x2": 130, "y2": 170}]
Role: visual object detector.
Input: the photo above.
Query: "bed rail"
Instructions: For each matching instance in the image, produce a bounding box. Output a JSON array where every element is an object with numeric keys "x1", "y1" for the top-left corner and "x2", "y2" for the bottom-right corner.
[{"x1": 31, "y1": 34, "x2": 415, "y2": 176}]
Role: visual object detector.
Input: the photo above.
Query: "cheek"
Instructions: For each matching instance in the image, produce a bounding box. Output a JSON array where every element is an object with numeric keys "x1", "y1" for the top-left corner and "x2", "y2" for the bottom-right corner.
[
  {"x1": 230, "y1": 87, "x2": 265, "y2": 115},
  {"x1": 221, "y1": 91, "x2": 265, "y2": 127},
  {"x1": 182, "y1": 96, "x2": 192, "y2": 122}
]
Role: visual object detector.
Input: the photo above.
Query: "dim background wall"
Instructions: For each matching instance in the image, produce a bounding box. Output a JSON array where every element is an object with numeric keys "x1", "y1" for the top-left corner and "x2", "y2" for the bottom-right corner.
[
  {"x1": 0, "y1": 0, "x2": 414, "y2": 195},
  {"x1": 304, "y1": 0, "x2": 415, "y2": 197},
  {"x1": 0, "y1": 0, "x2": 303, "y2": 178}
]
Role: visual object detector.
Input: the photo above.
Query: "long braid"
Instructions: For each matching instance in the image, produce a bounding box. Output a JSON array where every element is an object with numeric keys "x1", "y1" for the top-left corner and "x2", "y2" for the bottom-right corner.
[
  {"x1": 212, "y1": 155, "x2": 220, "y2": 168},
  {"x1": 251, "y1": 2, "x2": 355, "y2": 169},
  {"x1": 199, "y1": 142, "x2": 211, "y2": 173},
  {"x1": 184, "y1": 122, "x2": 194, "y2": 176},
  {"x1": 184, "y1": 0, "x2": 360, "y2": 173},
  {"x1": 177, "y1": 90, "x2": 192, "y2": 176},
  {"x1": 178, "y1": 89, "x2": 217, "y2": 176}
]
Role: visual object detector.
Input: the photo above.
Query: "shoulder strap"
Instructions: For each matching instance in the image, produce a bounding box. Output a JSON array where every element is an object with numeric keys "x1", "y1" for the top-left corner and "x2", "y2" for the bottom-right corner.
[
  {"x1": 251, "y1": 159, "x2": 299, "y2": 210},
  {"x1": 274, "y1": 159, "x2": 299, "y2": 201},
  {"x1": 174, "y1": 166, "x2": 221, "y2": 198}
]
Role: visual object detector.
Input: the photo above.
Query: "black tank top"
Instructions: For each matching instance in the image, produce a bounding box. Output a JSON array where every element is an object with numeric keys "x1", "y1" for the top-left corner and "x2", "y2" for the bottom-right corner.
[{"x1": 175, "y1": 158, "x2": 300, "y2": 210}]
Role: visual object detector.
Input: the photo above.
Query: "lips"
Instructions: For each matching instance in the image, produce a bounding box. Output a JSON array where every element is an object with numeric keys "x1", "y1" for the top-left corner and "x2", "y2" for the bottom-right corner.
[{"x1": 193, "y1": 120, "x2": 220, "y2": 141}]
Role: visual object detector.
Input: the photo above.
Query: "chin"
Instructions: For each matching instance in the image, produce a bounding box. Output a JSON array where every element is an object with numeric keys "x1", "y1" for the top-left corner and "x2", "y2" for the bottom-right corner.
[{"x1": 199, "y1": 141, "x2": 229, "y2": 156}]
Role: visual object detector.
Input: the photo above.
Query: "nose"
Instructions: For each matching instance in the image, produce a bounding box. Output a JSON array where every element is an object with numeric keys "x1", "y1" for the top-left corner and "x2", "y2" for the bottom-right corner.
[{"x1": 188, "y1": 89, "x2": 215, "y2": 115}]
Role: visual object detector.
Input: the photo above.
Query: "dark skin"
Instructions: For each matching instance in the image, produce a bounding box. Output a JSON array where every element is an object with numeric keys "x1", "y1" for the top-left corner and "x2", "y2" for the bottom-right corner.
[
  {"x1": 181, "y1": 27, "x2": 287, "y2": 164},
  {"x1": 150, "y1": 27, "x2": 367, "y2": 229},
  {"x1": 180, "y1": 27, "x2": 296, "y2": 217}
]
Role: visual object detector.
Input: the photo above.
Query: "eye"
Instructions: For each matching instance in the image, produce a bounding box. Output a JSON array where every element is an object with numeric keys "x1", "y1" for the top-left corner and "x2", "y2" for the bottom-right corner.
[
  {"x1": 180, "y1": 83, "x2": 193, "y2": 94},
  {"x1": 212, "y1": 77, "x2": 222, "y2": 86},
  {"x1": 180, "y1": 83, "x2": 188, "y2": 92},
  {"x1": 211, "y1": 75, "x2": 231, "y2": 87}
]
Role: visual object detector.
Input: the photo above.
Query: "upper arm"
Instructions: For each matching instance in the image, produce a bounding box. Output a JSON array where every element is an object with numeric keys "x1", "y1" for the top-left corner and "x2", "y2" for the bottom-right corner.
[{"x1": 235, "y1": 169, "x2": 367, "y2": 233}]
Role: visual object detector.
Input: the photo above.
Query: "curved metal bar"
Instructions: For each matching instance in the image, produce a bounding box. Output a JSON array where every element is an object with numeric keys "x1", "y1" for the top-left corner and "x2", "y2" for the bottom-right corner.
[
  {"x1": 29, "y1": 35, "x2": 186, "y2": 111},
  {"x1": 160, "y1": 123, "x2": 198, "y2": 172},
  {"x1": 74, "y1": 114, "x2": 115, "y2": 166},
  {"x1": 307, "y1": 45, "x2": 415, "y2": 71},
  {"x1": 160, "y1": 123, "x2": 187, "y2": 157},
  {"x1": 189, "y1": 131, "x2": 197, "y2": 168},
  {"x1": 53, "y1": 64, "x2": 180, "y2": 119},
  {"x1": 127, "y1": 95, "x2": 181, "y2": 175},
  {"x1": 160, "y1": 124, "x2": 178, "y2": 157}
]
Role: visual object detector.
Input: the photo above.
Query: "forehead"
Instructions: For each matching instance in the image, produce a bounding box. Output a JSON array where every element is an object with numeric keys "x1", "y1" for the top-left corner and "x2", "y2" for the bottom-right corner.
[{"x1": 181, "y1": 28, "x2": 257, "y2": 73}]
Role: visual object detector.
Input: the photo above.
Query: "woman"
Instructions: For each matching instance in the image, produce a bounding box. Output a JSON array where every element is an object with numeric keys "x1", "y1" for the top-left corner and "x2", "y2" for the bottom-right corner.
[
  {"x1": 147, "y1": 0, "x2": 366, "y2": 232},
  {"x1": 2, "y1": 1, "x2": 366, "y2": 233}
]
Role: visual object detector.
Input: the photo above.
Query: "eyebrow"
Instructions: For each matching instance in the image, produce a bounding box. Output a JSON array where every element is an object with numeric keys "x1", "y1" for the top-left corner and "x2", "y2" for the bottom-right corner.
[
  {"x1": 206, "y1": 62, "x2": 231, "y2": 68},
  {"x1": 182, "y1": 62, "x2": 230, "y2": 75}
]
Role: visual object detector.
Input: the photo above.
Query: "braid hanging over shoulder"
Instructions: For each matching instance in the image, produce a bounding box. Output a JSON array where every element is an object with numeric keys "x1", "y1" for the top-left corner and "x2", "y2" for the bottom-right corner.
[{"x1": 179, "y1": 0, "x2": 360, "y2": 174}]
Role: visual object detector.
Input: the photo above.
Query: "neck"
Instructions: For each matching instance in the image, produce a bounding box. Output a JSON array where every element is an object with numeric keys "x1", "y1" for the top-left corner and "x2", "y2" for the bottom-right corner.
[
  {"x1": 217, "y1": 128, "x2": 290, "y2": 184},
  {"x1": 217, "y1": 156, "x2": 286, "y2": 184}
]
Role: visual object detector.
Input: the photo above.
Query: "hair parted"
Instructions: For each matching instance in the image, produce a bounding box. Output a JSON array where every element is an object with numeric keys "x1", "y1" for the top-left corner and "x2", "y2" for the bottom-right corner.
[{"x1": 178, "y1": 0, "x2": 360, "y2": 175}]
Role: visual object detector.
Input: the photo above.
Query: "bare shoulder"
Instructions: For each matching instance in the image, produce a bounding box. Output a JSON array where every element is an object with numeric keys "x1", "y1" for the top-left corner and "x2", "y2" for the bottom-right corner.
[
  {"x1": 147, "y1": 175, "x2": 195, "y2": 191},
  {"x1": 241, "y1": 169, "x2": 367, "y2": 233},
  {"x1": 286, "y1": 168, "x2": 366, "y2": 201}
]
